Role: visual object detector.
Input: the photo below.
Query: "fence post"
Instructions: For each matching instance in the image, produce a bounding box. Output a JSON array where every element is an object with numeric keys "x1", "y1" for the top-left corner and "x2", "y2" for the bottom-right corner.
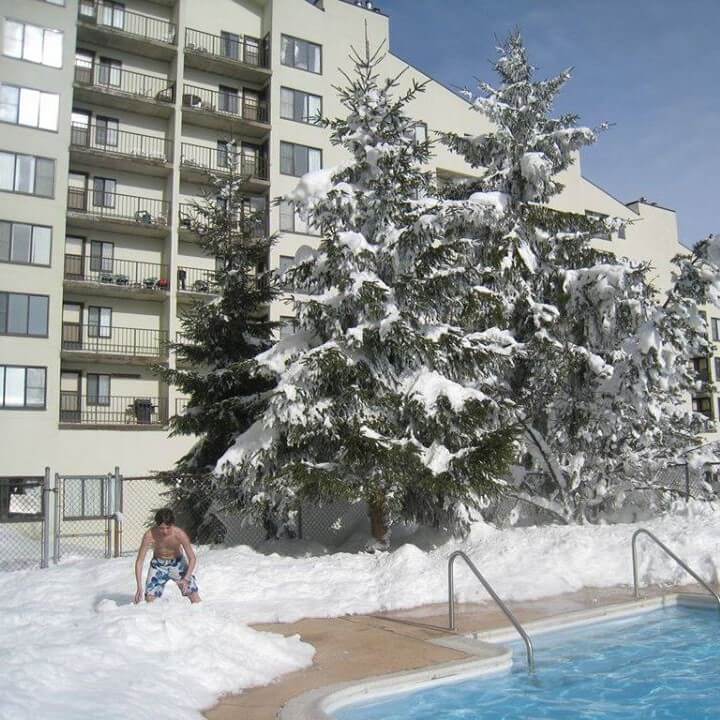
[
  {"x1": 41, "y1": 467, "x2": 52, "y2": 569},
  {"x1": 113, "y1": 466, "x2": 122, "y2": 557},
  {"x1": 53, "y1": 473, "x2": 62, "y2": 563},
  {"x1": 685, "y1": 463, "x2": 691, "y2": 500}
]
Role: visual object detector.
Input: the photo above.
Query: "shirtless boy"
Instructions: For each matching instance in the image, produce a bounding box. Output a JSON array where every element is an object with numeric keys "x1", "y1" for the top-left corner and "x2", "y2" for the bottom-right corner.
[{"x1": 134, "y1": 508, "x2": 201, "y2": 604}]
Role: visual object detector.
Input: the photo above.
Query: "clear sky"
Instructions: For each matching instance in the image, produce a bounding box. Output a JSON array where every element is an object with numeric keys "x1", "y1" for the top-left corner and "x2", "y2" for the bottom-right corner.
[{"x1": 374, "y1": 0, "x2": 719, "y2": 247}]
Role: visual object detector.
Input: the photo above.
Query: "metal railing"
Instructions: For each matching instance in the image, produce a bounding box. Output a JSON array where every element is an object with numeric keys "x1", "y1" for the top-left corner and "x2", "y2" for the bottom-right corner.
[
  {"x1": 59, "y1": 393, "x2": 168, "y2": 426},
  {"x1": 78, "y1": 1, "x2": 177, "y2": 44},
  {"x1": 175, "y1": 397, "x2": 189, "y2": 415},
  {"x1": 182, "y1": 84, "x2": 269, "y2": 123},
  {"x1": 448, "y1": 550, "x2": 535, "y2": 671},
  {"x1": 178, "y1": 203, "x2": 268, "y2": 238},
  {"x1": 64, "y1": 253, "x2": 170, "y2": 290},
  {"x1": 70, "y1": 124, "x2": 172, "y2": 163},
  {"x1": 74, "y1": 62, "x2": 175, "y2": 103},
  {"x1": 631, "y1": 528, "x2": 720, "y2": 608},
  {"x1": 184, "y1": 27, "x2": 269, "y2": 68},
  {"x1": 67, "y1": 188, "x2": 170, "y2": 227},
  {"x1": 61, "y1": 323, "x2": 168, "y2": 358},
  {"x1": 177, "y1": 266, "x2": 219, "y2": 294},
  {"x1": 180, "y1": 142, "x2": 268, "y2": 179}
]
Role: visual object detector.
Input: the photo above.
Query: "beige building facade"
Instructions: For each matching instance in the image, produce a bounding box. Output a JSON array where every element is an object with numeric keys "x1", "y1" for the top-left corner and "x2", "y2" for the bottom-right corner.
[{"x1": 0, "y1": 0, "x2": 710, "y2": 481}]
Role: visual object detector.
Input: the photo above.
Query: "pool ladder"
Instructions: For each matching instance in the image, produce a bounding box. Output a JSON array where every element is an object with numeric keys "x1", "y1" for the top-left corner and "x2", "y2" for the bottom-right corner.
[
  {"x1": 631, "y1": 528, "x2": 720, "y2": 608},
  {"x1": 448, "y1": 550, "x2": 535, "y2": 671}
]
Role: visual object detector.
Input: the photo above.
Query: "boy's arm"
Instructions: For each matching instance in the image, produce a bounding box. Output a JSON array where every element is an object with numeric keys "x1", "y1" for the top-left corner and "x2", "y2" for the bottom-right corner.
[
  {"x1": 134, "y1": 530, "x2": 152, "y2": 602},
  {"x1": 178, "y1": 529, "x2": 197, "y2": 581}
]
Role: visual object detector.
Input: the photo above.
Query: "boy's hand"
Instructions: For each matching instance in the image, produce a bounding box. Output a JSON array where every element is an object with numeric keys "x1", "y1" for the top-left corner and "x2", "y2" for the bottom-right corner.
[
  {"x1": 134, "y1": 589, "x2": 143, "y2": 604},
  {"x1": 178, "y1": 578, "x2": 189, "y2": 593}
]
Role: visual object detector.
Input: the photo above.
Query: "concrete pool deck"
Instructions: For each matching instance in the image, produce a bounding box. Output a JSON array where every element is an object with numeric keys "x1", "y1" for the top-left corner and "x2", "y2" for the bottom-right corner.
[{"x1": 204, "y1": 582, "x2": 703, "y2": 720}]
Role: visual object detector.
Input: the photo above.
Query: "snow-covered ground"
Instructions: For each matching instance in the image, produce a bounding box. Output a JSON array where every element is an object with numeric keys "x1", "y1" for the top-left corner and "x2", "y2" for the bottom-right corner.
[{"x1": 2, "y1": 501, "x2": 719, "y2": 720}]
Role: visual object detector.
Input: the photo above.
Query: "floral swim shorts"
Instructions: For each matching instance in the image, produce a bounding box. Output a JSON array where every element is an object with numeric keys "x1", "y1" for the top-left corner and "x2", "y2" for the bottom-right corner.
[{"x1": 145, "y1": 555, "x2": 199, "y2": 598}]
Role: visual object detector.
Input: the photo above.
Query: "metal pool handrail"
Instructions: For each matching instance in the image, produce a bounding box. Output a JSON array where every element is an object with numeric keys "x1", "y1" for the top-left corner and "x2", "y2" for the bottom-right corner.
[
  {"x1": 448, "y1": 550, "x2": 535, "y2": 671},
  {"x1": 631, "y1": 528, "x2": 720, "y2": 608}
]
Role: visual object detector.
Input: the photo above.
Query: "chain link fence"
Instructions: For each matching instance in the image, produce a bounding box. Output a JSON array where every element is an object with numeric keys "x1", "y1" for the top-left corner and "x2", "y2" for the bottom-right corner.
[{"x1": 0, "y1": 477, "x2": 46, "y2": 571}]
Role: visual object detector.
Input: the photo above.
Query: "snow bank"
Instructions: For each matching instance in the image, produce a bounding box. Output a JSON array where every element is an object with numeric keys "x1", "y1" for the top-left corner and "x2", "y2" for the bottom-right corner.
[{"x1": 2, "y1": 504, "x2": 720, "y2": 719}]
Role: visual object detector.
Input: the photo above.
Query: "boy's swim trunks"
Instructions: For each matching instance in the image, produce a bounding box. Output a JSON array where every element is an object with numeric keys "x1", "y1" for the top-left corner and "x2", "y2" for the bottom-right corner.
[{"x1": 145, "y1": 555, "x2": 199, "y2": 598}]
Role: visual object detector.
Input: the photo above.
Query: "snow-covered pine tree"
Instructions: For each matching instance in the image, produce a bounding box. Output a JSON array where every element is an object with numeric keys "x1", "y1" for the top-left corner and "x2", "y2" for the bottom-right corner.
[
  {"x1": 216, "y1": 42, "x2": 519, "y2": 547},
  {"x1": 440, "y1": 32, "x2": 714, "y2": 522},
  {"x1": 157, "y1": 156, "x2": 278, "y2": 540}
]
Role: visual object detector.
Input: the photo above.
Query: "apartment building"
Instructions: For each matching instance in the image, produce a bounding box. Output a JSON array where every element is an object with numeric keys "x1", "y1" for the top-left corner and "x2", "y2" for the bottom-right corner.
[{"x1": 0, "y1": 0, "x2": 711, "y2": 481}]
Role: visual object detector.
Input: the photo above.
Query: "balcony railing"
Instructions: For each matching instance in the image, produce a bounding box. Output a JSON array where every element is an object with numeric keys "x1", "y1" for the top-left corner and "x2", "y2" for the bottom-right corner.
[
  {"x1": 178, "y1": 203, "x2": 268, "y2": 238},
  {"x1": 74, "y1": 62, "x2": 175, "y2": 103},
  {"x1": 180, "y1": 142, "x2": 268, "y2": 179},
  {"x1": 182, "y1": 84, "x2": 269, "y2": 123},
  {"x1": 78, "y1": 1, "x2": 177, "y2": 44},
  {"x1": 60, "y1": 392, "x2": 168, "y2": 426},
  {"x1": 62, "y1": 323, "x2": 168, "y2": 358},
  {"x1": 177, "y1": 266, "x2": 220, "y2": 294},
  {"x1": 185, "y1": 27, "x2": 269, "y2": 68},
  {"x1": 64, "y1": 253, "x2": 170, "y2": 290},
  {"x1": 70, "y1": 124, "x2": 172, "y2": 163},
  {"x1": 67, "y1": 188, "x2": 170, "y2": 227}
]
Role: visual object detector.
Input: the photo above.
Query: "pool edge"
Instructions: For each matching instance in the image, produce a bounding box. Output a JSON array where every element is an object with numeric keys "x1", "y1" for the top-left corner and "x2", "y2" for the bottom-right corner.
[{"x1": 279, "y1": 592, "x2": 716, "y2": 720}]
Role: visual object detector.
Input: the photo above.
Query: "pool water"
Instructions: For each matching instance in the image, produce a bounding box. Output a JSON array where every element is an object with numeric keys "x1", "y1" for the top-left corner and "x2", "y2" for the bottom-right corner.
[{"x1": 336, "y1": 606, "x2": 720, "y2": 719}]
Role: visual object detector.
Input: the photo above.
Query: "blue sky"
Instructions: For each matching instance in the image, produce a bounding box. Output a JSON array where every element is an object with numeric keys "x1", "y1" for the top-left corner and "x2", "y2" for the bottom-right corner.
[{"x1": 376, "y1": 0, "x2": 719, "y2": 247}]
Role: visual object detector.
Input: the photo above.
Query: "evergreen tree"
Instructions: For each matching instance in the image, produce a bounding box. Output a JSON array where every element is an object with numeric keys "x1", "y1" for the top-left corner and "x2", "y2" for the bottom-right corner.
[
  {"x1": 441, "y1": 33, "x2": 715, "y2": 522},
  {"x1": 158, "y1": 157, "x2": 278, "y2": 540},
  {"x1": 216, "y1": 42, "x2": 518, "y2": 546}
]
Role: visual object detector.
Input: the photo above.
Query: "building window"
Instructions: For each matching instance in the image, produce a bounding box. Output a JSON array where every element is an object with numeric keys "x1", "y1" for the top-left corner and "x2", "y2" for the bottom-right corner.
[
  {"x1": 2, "y1": 20, "x2": 63, "y2": 68},
  {"x1": 98, "y1": 1, "x2": 125, "y2": 30},
  {"x1": 280, "y1": 34, "x2": 321, "y2": 74},
  {"x1": 279, "y1": 315, "x2": 295, "y2": 339},
  {"x1": 97, "y1": 57, "x2": 121, "y2": 87},
  {"x1": 219, "y1": 84, "x2": 239, "y2": 114},
  {"x1": 414, "y1": 122, "x2": 428, "y2": 142},
  {"x1": 217, "y1": 140, "x2": 232, "y2": 169},
  {"x1": 0, "y1": 292, "x2": 49, "y2": 337},
  {"x1": 714, "y1": 358, "x2": 720, "y2": 382},
  {"x1": 0, "y1": 221, "x2": 51, "y2": 266},
  {"x1": 280, "y1": 87, "x2": 322, "y2": 124},
  {"x1": 711, "y1": 318, "x2": 720, "y2": 342},
  {"x1": 0, "y1": 151, "x2": 55, "y2": 197},
  {"x1": 220, "y1": 30, "x2": 240, "y2": 60},
  {"x1": 279, "y1": 199, "x2": 319, "y2": 235},
  {"x1": 87, "y1": 373, "x2": 111, "y2": 406},
  {"x1": 692, "y1": 396, "x2": 712, "y2": 419},
  {"x1": 0, "y1": 366, "x2": 46, "y2": 409},
  {"x1": 693, "y1": 357, "x2": 709, "y2": 382},
  {"x1": 95, "y1": 116, "x2": 118, "y2": 147},
  {"x1": 280, "y1": 142, "x2": 321, "y2": 177},
  {"x1": 0, "y1": 84, "x2": 60, "y2": 131},
  {"x1": 87, "y1": 306, "x2": 112, "y2": 338},
  {"x1": 89, "y1": 240, "x2": 113, "y2": 272},
  {"x1": 92, "y1": 177, "x2": 116, "y2": 208}
]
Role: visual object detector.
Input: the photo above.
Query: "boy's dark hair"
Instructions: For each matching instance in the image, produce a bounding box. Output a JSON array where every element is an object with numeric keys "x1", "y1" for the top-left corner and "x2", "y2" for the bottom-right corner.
[{"x1": 154, "y1": 508, "x2": 175, "y2": 526}]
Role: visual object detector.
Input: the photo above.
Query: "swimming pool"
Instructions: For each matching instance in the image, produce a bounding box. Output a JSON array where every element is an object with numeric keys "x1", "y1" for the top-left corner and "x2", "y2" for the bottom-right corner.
[{"x1": 329, "y1": 600, "x2": 720, "y2": 720}]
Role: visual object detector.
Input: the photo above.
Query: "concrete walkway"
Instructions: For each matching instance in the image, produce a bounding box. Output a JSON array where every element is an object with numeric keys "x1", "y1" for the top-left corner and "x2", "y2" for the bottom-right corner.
[{"x1": 204, "y1": 584, "x2": 696, "y2": 720}]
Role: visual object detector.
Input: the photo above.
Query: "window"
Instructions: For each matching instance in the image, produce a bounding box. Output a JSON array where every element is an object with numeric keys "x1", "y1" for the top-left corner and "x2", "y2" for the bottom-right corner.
[
  {"x1": 221, "y1": 31, "x2": 240, "y2": 60},
  {"x1": 98, "y1": 1, "x2": 125, "y2": 30},
  {"x1": 219, "y1": 85, "x2": 239, "y2": 114},
  {"x1": 278, "y1": 255, "x2": 294, "y2": 274},
  {"x1": 0, "y1": 292, "x2": 49, "y2": 336},
  {"x1": 87, "y1": 373, "x2": 111, "y2": 406},
  {"x1": 97, "y1": 57, "x2": 121, "y2": 87},
  {"x1": 280, "y1": 34, "x2": 321, "y2": 73},
  {"x1": 693, "y1": 357, "x2": 709, "y2": 382},
  {"x1": 279, "y1": 199, "x2": 319, "y2": 235},
  {"x1": 279, "y1": 315, "x2": 295, "y2": 339},
  {"x1": 217, "y1": 140, "x2": 232, "y2": 169},
  {"x1": 0, "y1": 366, "x2": 46, "y2": 408},
  {"x1": 0, "y1": 151, "x2": 55, "y2": 197},
  {"x1": 280, "y1": 142, "x2": 321, "y2": 177},
  {"x1": 95, "y1": 116, "x2": 118, "y2": 147},
  {"x1": 414, "y1": 122, "x2": 428, "y2": 142},
  {"x1": 0, "y1": 222, "x2": 51, "y2": 266},
  {"x1": 693, "y1": 396, "x2": 712, "y2": 419},
  {"x1": 92, "y1": 177, "x2": 116, "y2": 208},
  {"x1": 89, "y1": 240, "x2": 113, "y2": 272},
  {"x1": 87, "y1": 306, "x2": 111, "y2": 338},
  {"x1": 280, "y1": 87, "x2": 322, "y2": 124},
  {"x1": 715, "y1": 358, "x2": 720, "y2": 382},
  {"x1": 2, "y1": 20, "x2": 63, "y2": 67},
  {"x1": 0, "y1": 84, "x2": 59, "y2": 131},
  {"x1": 711, "y1": 318, "x2": 720, "y2": 342}
]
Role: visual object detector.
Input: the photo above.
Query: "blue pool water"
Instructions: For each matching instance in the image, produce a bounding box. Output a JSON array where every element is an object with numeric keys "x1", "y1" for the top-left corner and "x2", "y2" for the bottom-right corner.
[{"x1": 336, "y1": 606, "x2": 720, "y2": 719}]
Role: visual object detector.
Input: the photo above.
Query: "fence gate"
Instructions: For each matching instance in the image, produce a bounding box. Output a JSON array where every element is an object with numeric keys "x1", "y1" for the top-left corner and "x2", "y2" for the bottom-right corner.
[{"x1": 54, "y1": 470, "x2": 121, "y2": 561}]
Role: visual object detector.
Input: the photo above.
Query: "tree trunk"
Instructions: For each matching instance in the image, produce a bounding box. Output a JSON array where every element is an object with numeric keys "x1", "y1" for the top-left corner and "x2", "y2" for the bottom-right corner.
[{"x1": 369, "y1": 498, "x2": 389, "y2": 543}]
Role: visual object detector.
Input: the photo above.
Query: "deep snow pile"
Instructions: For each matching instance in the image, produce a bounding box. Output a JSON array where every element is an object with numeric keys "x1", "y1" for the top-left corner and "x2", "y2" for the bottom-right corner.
[{"x1": 2, "y1": 503, "x2": 719, "y2": 720}]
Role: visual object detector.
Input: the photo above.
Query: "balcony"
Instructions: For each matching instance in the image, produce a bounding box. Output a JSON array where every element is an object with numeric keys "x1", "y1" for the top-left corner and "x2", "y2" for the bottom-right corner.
[
  {"x1": 73, "y1": 63, "x2": 175, "y2": 117},
  {"x1": 70, "y1": 124, "x2": 172, "y2": 176},
  {"x1": 59, "y1": 393, "x2": 169, "y2": 428},
  {"x1": 184, "y1": 28, "x2": 270, "y2": 83},
  {"x1": 64, "y1": 254, "x2": 170, "y2": 301},
  {"x1": 175, "y1": 396, "x2": 189, "y2": 416},
  {"x1": 179, "y1": 142, "x2": 269, "y2": 189},
  {"x1": 61, "y1": 323, "x2": 169, "y2": 365},
  {"x1": 181, "y1": 84, "x2": 269, "y2": 135},
  {"x1": 77, "y1": 1, "x2": 177, "y2": 60},
  {"x1": 178, "y1": 203, "x2": 269, "y2": 240},
  {"x1": 66, "y1": 188, "x2": 170, "y2": 236},
  {"x1": 177, "y1": 265, "x2": 220, "y2": 299}
]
